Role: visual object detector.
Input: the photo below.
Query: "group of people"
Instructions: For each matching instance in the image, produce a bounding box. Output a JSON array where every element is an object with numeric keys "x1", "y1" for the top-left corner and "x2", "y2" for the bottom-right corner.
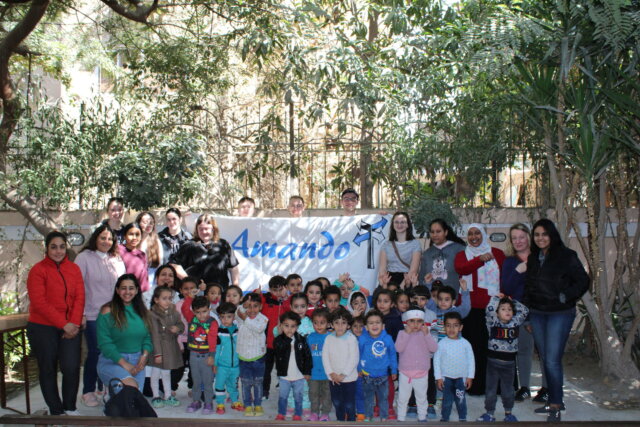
[{"x1": 25, "y1": 192, "x2": 589, "y2": 423}]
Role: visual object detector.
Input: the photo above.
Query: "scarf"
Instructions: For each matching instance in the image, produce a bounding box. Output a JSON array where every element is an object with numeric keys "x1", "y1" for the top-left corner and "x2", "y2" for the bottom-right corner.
[{"x1": 463, "y1": 223, "x2": 500, "y2": 296}]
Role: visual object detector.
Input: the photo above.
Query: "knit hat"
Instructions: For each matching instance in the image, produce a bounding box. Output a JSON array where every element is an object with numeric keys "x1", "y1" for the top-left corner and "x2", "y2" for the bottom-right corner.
[{"x1": 402, "y1": 308, "x2": 425, "y2": 322}]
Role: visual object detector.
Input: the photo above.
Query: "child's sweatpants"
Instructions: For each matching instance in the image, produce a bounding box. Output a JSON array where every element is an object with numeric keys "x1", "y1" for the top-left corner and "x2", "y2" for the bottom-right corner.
[
  {"x1": 215, "y1": 365, "x2": 240, "y2": 404},
  {"x1": 397, "y1": 372, "x2": 428, "y2": 421},
  {"x1": 309, "y1": 379, "x2": 332, "y2": 415},
  {"x1": 190, "y1": 352, "x2": 214, "y2": 403}
]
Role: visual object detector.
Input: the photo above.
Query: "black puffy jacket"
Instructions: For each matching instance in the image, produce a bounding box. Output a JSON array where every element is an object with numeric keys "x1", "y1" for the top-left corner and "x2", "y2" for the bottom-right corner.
[
  {"x1": 524, "y1": 246, "x2": 590, "y2": 312},
  {"x1": 274, "y1": 332, "x2": 312, "y2": 377}
]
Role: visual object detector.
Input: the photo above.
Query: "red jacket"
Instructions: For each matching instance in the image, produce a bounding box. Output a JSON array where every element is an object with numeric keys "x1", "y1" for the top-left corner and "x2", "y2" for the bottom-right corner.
[
  {"x1": 454, "y1": 247, "x2": 505, "y2": 309},
  {"x1": 27, "y1": 256, "x2": 85, "y2": 329},
  {"x1": 261, "y1": 292, "x2": 287, "y2": 349}
]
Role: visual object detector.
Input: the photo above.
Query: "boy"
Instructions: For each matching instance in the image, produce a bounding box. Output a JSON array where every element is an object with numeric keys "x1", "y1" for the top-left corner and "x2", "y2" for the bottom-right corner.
[
  {"x1": 185, "y1": 296, "x2": 218, "y2": 414},
  {"x1": 323, "y1": 285, "x2": 342, "y2": 313},
  {"x1": 476, "y1": 295, "x2": 528, "y2": 422},
  {"x1": 281, "y1": 273, "x2": 303, "y2": 311},
  {"x1": 395, "y1": 306, "x2": 439, "y2": 422},
  {"x1": 259, "y1": 275, "x2": 287, "y2": 399},
  {"x1": 214, "y1": 302, "x2": 243, "y2": 414},
  {"x1": 307, "y1": 309, "x2": 332, "y2": 421},
  {"x1": 237, "y1": 196, "x2": 255, "y2": 217},
  {"x1": 350, "y1": 315, "x2": 366, "y2": 422},
  {"x1": 358, "y1": 310, "x2": 398, "y2": 422},
  {"x1": 322, "y1": 307, "x2": 359, "y2": 421},
  {"x1": 237, "y1": 293, "x2": 269, "y2": 416},
  {"x1": 433, "y1": 312, "x2": 474, "y2": 422},
  {"x1": 274, "y1": 312, "x2": 312, "y2": 421}
]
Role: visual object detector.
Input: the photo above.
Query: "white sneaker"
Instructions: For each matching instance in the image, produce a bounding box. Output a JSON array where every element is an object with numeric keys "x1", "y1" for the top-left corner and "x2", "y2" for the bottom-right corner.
[{"x1": 64, "y1": 410, "x2": 82, "y2": 416}]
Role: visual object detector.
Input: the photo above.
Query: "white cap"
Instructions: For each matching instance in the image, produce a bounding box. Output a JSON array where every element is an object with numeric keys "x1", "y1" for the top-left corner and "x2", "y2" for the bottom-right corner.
[{"x1": 402, "y1": 309, "x2": 425, "y2": 322}]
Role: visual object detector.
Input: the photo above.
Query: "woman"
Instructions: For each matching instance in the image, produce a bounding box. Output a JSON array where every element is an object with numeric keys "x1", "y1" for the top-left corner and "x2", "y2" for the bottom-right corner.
[
  {"x1": 136, "y1": 212, "x2": 163, "y2": 306},
  {"x1": 158, "y1": 208, "x2": 192, "y2": 264},
  {"x1": 170, "y1": 213, "x2": 239, "y2": 290},
  {"x1": 99, "y1": 197, "x2": 126, "y2": 244},
  {"x1": 454, "y1": 223, "x2": 505, "y2": 395},
  {"x1": 378, "y1": 211, "x2": 421, "y2": 287},
  {"x1": 419, "y1": 218, "x2": 466, "y2": 292},
  {"x1": 75, "y1": 225, "x2": 126, "y2": 407},
  {"x1": 97, "y1": 274, "x2": 152, "y2": 391},
  {"x1": 26, "y1": 231, "x2": 85, "y2": 415},
  {"x1": 524, "y1": 219, "x2": 589, "y2": 422},
  {"x1": 501, "y1": 223, "x2": 547, "y2": 403},
  {"x1": 119, "y1": 222, "x2": 150, "y2": 293}
]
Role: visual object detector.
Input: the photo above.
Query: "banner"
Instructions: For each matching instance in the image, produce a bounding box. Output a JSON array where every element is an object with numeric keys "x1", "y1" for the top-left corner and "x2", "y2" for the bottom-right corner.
[{"x1": 212, "y1": 215, "x2": 391, "y2": 292}]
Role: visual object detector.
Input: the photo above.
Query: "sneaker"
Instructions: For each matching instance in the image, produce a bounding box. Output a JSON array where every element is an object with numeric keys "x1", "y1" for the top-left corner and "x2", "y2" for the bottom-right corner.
[
  {"x1": 374, "y1": 405, "x2": 380, "y2": 417},
  {"x1": 307, "y1": 413, "x2": 319, "y2": 421},
  {"x1": 534, "y1": 403, "x2": 566, "y2": 414},
  {"x1": 504, "y1": 413, "x2": 518, "y2": 422},
  {"x1": 164, "y1": 396, "x2": 180, "y2": 407},
  {"x1": 186, "y1": 401, "x2": 202, "y2": 413},
  {"x1": 515, "y1": 387, "x2": 531, "y2": 402},
  {"x1": 254, "y1": 405, "x2": 264, "y2": 416},
  {"x1": 64, "y1": 410, "x2": 81, "y2": 416},
  {"x1": 216, "y1": 404, "x2": 225, "y2": 414},
  {"x1": 532, "y1": 387, "x2": 549, "y2": 403},
  {"x1": 81, "y1": 392, "x2": 99, "y2": 407},
  {"x1": 388, "y1": 407, "x2": 397, "y2": 420},
  {"x1": 275, "y1": 414, "x2": 286, "y2": 420},
  {"x1": 427, "y1": 405, "x2": 437, "y2": 419},
  {"x1": 202, "y1": 403, "x2": 214, "y2": 415},
  {"x1": 547, "y1": 408, "x2": 561, "y2": 422},
  {"x1": 292, "y1": 415, "x2": 302, "y2": 421},
  {"x1": 244, "y1": 406, "x2": 255, "y2": 417},
  {"x1": 231, "y1": 401, "x2": 245, "y2": 411},
  {"x1": 319, "y1": 414, "x2": 330, "y2": 421},
  {"x1": 476, "y1": 413, "x2": 496, "y2": 422},
  {"x1": 152, "y1": 397, "x2": 165, "y2": 409},
  {"x1": 356, "y1": 413, "x2": 366, "y2": 421}
]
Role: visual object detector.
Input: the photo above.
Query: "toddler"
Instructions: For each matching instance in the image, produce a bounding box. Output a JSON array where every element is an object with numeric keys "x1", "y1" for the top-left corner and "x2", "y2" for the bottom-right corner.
[
  {"x1": 260, "y1": 275, "x2": 287, "y2": 400},
  {"x1": 348, "y1": 291, "x2": 369, "y2": 318},
  {"x1": 214, "y1": 302, "x2": 243, "y2": 414},
  {"x1": 205, "y1": 283, "x2": 223, "y2": 322},
  {"x1": 323, "y1": 285, "x2": 341, "y2": 313},
  {"x1": 304, "y1": 280, "x2": 324, "y2": 317},
  {"x1": 307, "y1": 309, "x2": 332, "y2": 421}
]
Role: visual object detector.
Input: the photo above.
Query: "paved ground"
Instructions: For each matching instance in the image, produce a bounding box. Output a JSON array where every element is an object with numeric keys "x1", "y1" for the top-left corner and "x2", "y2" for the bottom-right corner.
[{"x1": 2, "y1": 363, "x2": 640, "y2": 424}]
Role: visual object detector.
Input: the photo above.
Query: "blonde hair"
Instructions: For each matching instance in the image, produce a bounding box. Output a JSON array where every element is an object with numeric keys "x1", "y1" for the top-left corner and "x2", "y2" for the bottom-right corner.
[
  {"x1": 505, "y1": 223, "x2": 531, "y2": 257},
  {"x1": 193, "y1": 214, "x2": 220, "y2": 243}
]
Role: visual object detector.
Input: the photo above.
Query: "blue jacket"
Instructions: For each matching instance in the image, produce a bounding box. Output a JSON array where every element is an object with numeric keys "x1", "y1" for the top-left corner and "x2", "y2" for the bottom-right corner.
[
  {"x1": 215, "y1": 324, "x2": 238, "y2": 368},
  {"x1": 358, "y1": 329, "x2": 398, "y2": 378}
]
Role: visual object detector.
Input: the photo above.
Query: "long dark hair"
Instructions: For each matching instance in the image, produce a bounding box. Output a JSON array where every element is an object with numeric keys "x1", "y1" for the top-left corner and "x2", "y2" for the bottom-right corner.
[
  {"x1": 530, "y1": 218, "x2": 565, "y2": 256},
  {"x1": 155, "y1": 263, "x2": 180, "y2": 289},
  {"x1": 122, "y1": 222, "x2": 142, "y2": 249},
  {"x1": 108, "y1": 274, "x2": 150, "y2": 329},
  {"x1": 45, "y1": 230, "x2": 67, "y2": 247},
  {"x1": 81, "y1": 224, "x2": 119, "y2": 255},
  {"x1": 389, "y1": 211, "x2": 416, "y2": 241},
  {"x1": 428, "y1": 218, "x2": 466, "y2": 247}
]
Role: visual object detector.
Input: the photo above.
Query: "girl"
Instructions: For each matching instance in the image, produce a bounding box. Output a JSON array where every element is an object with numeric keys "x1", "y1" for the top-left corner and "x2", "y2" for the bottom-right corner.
[
  {"x1": 304, "y1": 280, "x2": 324, "y2": 317},
  {"x1": 99, "y1": 197, "x2": 125, "y2": 244},
  {"x1": 205, "y1": 283, "x2": 223, "y2": 321},
  {"x1": 378, "y1": 212, "x2": 422, "y2": 288},
  {"x1": 119, "y1": 223, "x2": 150, "y2": 292},
  {"x1": 149, "y1": 286, "x2": 184, "y2": 408},
  {"x1": 348, "y1": 291, "x2": 369, "y2": 318},
  {"x1": 394, "y1": 290, "x2": 410, "y2": 314},
  {"x1": 420, "y1": 218, "x2": 466, "y2": 293},
  {"x1": 158, "y1": 207, "x2": 192, "y2": 264},
  {"x1": 224, "y1": 285, "x2": 244, "y2": 306},
  {"x1": 137, "y1": 211, "x2": 164, "y2": 286}
]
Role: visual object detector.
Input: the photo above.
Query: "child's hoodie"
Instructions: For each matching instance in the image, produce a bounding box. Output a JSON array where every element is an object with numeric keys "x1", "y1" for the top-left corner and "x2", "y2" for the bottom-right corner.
[
  {"x1": 486, "y1": 296, "x2": 529, "y2": 360},
  {"x1": 358, "y1": 329, "x2": 398, "y2": 378},
  {"x1": 426, "y1": 289, "x2": 471, "y2": 341},
  {"x1": 382, "y1": 308, "x2": 404, "y2": 341}
]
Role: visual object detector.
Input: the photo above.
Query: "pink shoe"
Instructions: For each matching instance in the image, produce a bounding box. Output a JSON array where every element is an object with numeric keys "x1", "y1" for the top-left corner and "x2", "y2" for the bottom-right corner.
[
  {"x1": 307, "y1": 413, "x2": 319, "y2": 421},
  {"x1": 319, "y1": 414, "x2": 330, "y2": 421}
]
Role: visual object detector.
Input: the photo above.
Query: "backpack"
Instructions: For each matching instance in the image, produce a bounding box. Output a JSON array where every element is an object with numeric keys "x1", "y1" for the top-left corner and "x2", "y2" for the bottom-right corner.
[{"x1": 104, "y1": 378, "x2": 158, "y2": 418}]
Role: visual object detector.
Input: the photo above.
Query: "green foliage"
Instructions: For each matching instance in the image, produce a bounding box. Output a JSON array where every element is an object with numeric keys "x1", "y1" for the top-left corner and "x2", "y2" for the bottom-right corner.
[{"x1": 0, "y1": 292, "x2": 29, "y2": 375}]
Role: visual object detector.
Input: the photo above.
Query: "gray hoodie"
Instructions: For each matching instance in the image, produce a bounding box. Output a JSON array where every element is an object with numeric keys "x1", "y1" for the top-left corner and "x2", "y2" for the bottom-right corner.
[{"x1": 419, "y1": 241, "x2": 465, "y2": 293}]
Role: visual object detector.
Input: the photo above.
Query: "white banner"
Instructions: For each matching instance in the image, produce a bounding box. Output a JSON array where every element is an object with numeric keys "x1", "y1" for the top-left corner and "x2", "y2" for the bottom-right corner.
[{"x1": 212, "y1": 215, "x2": 391, "y2": 293}]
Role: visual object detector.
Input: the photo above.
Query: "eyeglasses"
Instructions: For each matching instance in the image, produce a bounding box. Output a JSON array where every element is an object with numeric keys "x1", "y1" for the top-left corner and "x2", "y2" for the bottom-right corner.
[{"x1": 342, "y1": 196, "x2": 358, "y2": 202}]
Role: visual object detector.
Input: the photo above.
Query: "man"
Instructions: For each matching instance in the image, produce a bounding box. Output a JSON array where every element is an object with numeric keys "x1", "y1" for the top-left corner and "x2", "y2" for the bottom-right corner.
[
  {"x1": 288, "y1": 196, "x2": 305, "y2": 218},
  {"x1": 238, "y1": 196, "x2": 256, "y2": 217}
]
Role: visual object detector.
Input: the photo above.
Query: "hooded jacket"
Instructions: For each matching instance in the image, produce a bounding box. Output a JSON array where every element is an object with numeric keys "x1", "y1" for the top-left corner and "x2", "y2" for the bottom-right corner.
[
  {"x1": 358, "y1": 329, "x2": 398, "y2": 378},
  {"x1": 215, "y1": 324, "x2": 239, "y2": 368},
  {"x1": 274, "y1": 332, "x2": 312, "y2": 377}
]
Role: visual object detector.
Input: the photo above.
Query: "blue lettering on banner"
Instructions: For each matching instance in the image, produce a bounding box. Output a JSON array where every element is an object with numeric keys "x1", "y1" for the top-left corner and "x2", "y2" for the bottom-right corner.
[{"x1": 232, "y1": 228, "x2": 350, "y2": 261}]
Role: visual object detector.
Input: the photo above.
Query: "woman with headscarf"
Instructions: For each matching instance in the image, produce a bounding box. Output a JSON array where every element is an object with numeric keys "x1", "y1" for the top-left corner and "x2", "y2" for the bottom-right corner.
[{"x1": 454, "y1": 224, "x2": 505, "y2": 395}]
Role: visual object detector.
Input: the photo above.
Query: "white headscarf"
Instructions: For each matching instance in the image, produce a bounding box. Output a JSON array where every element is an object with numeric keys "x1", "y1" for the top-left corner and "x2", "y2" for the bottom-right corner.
[{"x1": 463, "y1": 223, "x2": 500, "y2": 296}]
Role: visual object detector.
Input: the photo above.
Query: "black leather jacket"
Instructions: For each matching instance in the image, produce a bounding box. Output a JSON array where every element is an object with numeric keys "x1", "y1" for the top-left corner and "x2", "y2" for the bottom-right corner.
[{"x1": 274, "y1": 332, "x2": 312, "y2": 377}]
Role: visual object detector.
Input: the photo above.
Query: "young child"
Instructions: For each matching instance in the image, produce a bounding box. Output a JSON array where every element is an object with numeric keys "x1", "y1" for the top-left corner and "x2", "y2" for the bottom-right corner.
[
  {"x1": 358, "y1": 309, "x2": 398, "y2": 422},
  {"x1": 307, "y1": 309, "x2": 332, "y2": 421},
  {"x1": 323, "y1": 285, "x2": 341, "y2": 313},
  {"x1": 304, "y1": 280, "x2": 324, "y2": 317},
  {"x1": 224, "y1": 285, "x2": 243, "y2": 306},
  {"x1": 395, "y1": 290, "x2": 410, "y2": 314},
  {"x1": 237, "y1": 293, "x2": 269, "y2": 416},
  {"x1": 476, "y1": 295, "x2": 528, "y2": 422},
  {"x1": 427, "y1": 279, "x2": 471, "y2": 341},
  {"x1": 395, "y1": 306, "x2": 438, "y2": 422},
  {"x1": 274, "y1": 312, "x2": 312, "y2": 421},
  {"x1": 348, "y1": 291, "x2": 369, "y2": 318},
  {"x1": 214, "y1": 302, "x2": 243, "y2": 414},
  {"x1": 322, "y1": 307, "x2": 359, "y2": 421},
  {"x1": 285, "y1": 273, "x2": 303, "y2": 295},
  {"x1": 175, "y1": 277, "x2": 198, "y2": 392},
  {"x1": 259, "y1": 275, "x2": 288, "y2": 400},
  {"x1": 205, "y1": 283, "x2": 223, "y2": 321},
  {"x1": 351, "y1": 315, "x2": 366, "y2": 421},
  {"x1": 434, "y1": 312, "x2": 475, "y2": 422},
  {"x1": 315, "y1": 276, "x2": 331, "y2": 289},
  {"x1": 185, "y1": 296, "x2": 218, "y2": 414},
  {"x1": 149, "y1": 286, "x2": 184, "y2": 408}
]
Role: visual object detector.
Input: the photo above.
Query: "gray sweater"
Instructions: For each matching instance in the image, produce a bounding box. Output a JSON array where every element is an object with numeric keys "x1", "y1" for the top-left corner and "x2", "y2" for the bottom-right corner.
[{"x1": 419, "y1": 242, "x2": 465, "y2": 292}]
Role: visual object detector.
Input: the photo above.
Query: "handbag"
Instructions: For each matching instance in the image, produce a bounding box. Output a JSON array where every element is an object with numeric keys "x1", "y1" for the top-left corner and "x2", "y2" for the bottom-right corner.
[{"x1": 104, "y1": 378, "x2": 158, "y2": 418}]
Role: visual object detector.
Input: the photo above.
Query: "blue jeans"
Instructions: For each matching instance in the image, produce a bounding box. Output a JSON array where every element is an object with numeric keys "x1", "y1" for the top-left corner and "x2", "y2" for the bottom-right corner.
[
  {"x1": 278, "y1": 378, "x2": 305, "y2": 416},
  {"x1": 355, "y1": 376, "x2": 364, "y2": 415},
  {"x1": 529, "y1": 308, "x2": 575, "y2": 405},
  {"x1": 240, "y1": 357, "x2": 265, "y2": 407},
  {"x1": 330, "y1": 380, "x2": 356, "y2": 421},
  {"x1": 440, "y1": 377, "x2": 466, "y2": 421},
  {"x1": 82, "y1": 320, "x2": 103, "y2": 394},
  {"x1": 362, "y1": 375, "x2": 388, "y2": 419}
]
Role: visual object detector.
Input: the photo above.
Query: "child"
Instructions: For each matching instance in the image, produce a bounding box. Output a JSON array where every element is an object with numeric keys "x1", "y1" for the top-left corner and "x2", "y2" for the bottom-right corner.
[
  {"x1": 395, "y1": 290, "x2": 410, "y2": 314},
  {"x1": 237, "y1": 293, "x2": 269, "y2": 416},
  {"x1": 434, "y1": 312, "x2": 474, "y2": 422},
  {"x1": 259, "y1": 275, "x2": 288, "y2": 399},
  {"x1": 176, "y1": 277, "x2": 198, "y2": 392},
  {"x1": 323, "y1": 285, "x2": 341, "y2": 313},
  {"x1": 315, "y1": 276, "x2": 331, "y2": 289},
  {"x1": 205, "y1": 283, "x2": 223, "y2": 321},
  {"x1": 351, "y1": 316, "x2": 365, "y2": 338},
  {"x1": 149, "y1": 286, "x2": 184, "y2": 408},
  {"x1": 322, "y1": 307, "x2": 359, "y2": 421},
  {"x1": 224, "y1": 285, "x2": 243, "y2": 306},
  {"x1": 348, "y1": 291, "x2": 369, "y2": 318},
  {"x1": 304, "y1": 280, "x2": 324, "y2": 317},
  {"x1": 358, "y1": 310, "x2": 398, "y2": 422},
  {"x1": 274, "y1": 312, "x2": 312, "y2": 421},
  {"x1": 351, "y1": 315, "x2": 366, "y2": 421},
  {"x1": 214, "y1": 302, "x2": 243, "y2": 414},
  {"x1": 307, "y1": 309, "x2": 332, "y2": 421},
  {"x1": 285, "y1": 273, "x2": 303, "y2": 295},
  {"x1": 185, "y1": 296, "x2": 218, "y2": 414},
  {"x1": 395, "y1": 306, "x2": 438, "y2": 422},
  {"x1": 476, "y1": 295, "x2": 528, "y2": 422}
]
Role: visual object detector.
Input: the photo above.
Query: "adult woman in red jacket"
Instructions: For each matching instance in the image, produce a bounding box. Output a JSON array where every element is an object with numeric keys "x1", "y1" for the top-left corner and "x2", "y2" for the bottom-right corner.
[
  {"x1": 454, "y1": 223, "x2": 505, "y2": 395},
  {"x1": 27, "y1": 231, "x2": 85, "y2": 416}
]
